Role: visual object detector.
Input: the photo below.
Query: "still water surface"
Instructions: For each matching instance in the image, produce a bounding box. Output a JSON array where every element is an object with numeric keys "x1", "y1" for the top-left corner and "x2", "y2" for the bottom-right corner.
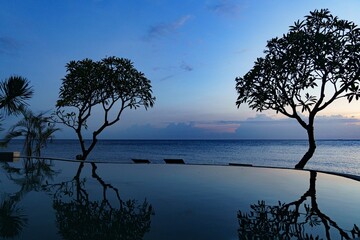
[{"x1": 0, "y1": 159, "x2": 359, "y2": 239}]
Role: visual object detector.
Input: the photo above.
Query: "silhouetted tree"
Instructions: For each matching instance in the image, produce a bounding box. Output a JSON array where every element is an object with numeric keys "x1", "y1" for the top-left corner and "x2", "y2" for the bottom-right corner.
[
  {"x1": 4, "y1": 109, "x2": 60, "y2": 157},
  {"x1": 235, "y1": 9, "x2": 360, "y2": 169},
  {"x1": 55, "y1": 56, "x2": 155, "y2": 162}
]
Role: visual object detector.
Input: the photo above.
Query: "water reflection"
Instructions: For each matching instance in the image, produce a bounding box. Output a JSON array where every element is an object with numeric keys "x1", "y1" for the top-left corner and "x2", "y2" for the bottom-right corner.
[
  {"x1": 238, "y1": 171, "x2": 360, "y2": 239},
  {"x1": 2, "y1": 158, "x2": 57, "y2": 192},
  {"x1": 43, "y1": 162, "x2": 154, "y2": 240},
  {"x1": 0, "y1": 198, "x2": 27, "y2": 239},
  {"x1": 0, "y1": 158, "x2": 56, "y2": 239}
]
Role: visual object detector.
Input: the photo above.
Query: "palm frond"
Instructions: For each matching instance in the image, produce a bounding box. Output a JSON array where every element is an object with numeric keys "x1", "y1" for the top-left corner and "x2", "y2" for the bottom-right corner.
[
  {"x1": 0, "y1": 76, "x2": 33, "y2": 116},
  {"x1": 5, "y1": 109, "x2": 60, "y2": 157}
]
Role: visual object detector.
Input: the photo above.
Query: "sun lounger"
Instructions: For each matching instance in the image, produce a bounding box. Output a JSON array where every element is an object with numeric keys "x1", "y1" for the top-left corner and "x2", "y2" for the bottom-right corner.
[
  {"x1": 132, "y1": 159, "x2": 151, "y2": 164},
  {"x1": 229, "y1": 163, "x2": 253, "y2": 167},
  {"x1": 164, "y1": 159, "x2": 185, "y2": 164}
]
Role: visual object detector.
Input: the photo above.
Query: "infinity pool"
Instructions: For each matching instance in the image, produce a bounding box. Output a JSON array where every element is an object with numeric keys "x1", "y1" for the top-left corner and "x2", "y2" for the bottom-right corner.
[{"x1": 0, "y1": 158, "x2": 359, "y2": 239}]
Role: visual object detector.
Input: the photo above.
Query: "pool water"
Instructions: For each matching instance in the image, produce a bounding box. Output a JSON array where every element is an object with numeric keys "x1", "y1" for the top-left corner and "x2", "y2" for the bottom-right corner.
[{"x1": 0, "y1": 159, "x2": 359, "y2": 239}]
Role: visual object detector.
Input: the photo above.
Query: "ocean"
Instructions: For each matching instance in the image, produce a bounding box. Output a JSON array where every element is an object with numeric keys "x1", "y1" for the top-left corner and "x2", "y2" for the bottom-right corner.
[{"x1": 2, "y1": 139, "x2": 360, "y2": 176}]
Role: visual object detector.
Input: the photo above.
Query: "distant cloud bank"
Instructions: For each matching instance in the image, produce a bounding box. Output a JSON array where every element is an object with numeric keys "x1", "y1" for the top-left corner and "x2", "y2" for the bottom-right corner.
[{"x1": 109, "y1": 114, "x2": 360, "y2": 139}]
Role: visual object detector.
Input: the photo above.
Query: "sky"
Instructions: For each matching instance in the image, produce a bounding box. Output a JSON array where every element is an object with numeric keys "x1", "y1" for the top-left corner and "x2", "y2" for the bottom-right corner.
[{"x1": 2, "y1": 0, "x2": 360, "y2": 139}]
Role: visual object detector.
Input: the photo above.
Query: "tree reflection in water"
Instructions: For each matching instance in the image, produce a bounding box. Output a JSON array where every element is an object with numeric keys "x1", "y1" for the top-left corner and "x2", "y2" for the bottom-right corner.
[
  {"x1": 238, "y1": 171, "x2": 360, "y2": 240},
  {"x1": 0, "y1": 199, "x2": 27, "y2": 239},
  {"x1": 44, "y1": 162, "x2": 154, "y2": 240},
  {"x1": 0, "y1": 158, "x2": 56, "y2": 239}
]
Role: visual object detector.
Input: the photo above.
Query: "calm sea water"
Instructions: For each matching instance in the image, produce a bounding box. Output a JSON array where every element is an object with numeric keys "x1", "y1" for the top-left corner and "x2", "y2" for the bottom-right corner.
[{"x1": 2, "y1": 139, "x2": 360, "y2": 176}]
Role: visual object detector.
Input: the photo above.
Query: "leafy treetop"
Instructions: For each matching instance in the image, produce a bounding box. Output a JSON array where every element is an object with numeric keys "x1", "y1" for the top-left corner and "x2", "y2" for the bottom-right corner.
[
  {"x1": 236, "y1": 9, "x2": 360, "y2": 169},
  {"x1": 236, "y1": 9, "x2": 360, "y2": 127},
  {"x1": 56, "y1": 56, "x2": 155, "y2": 130},
  {"x1": 55, "y1": 56, "x2": 155, "y2": 161}
]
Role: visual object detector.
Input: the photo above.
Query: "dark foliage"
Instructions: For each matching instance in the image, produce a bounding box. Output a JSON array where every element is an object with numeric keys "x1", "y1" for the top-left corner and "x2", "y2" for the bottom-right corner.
[{"x1": 0, "y1": 76, "x2": 33, "y2": 116}]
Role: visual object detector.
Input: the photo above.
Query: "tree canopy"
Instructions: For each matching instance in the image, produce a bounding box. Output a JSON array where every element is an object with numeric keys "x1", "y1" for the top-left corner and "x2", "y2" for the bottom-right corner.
[
  {"x1": 56, "y1": 56, "x2": 155, "y2": 161},
  {"x1": 236, "y1": 9, "x2": 360, "y2": 168}
]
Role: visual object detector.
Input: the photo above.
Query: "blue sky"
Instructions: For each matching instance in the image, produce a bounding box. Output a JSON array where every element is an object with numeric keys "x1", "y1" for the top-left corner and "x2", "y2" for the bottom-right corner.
[{"x1": 2, "y1": 0, "x2": 360, "y2": 139}]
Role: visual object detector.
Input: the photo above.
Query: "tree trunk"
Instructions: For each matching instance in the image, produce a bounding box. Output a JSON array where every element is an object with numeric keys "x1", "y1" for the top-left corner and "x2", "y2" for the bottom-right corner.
[
  {"x1": 295, "y1": 125, "x2": 316, "y2": 169},
  {"x1": 308, "y1": 171, "x2": 316, "y2": 195},
  {"x1": 74, "y1": 162, "x2": 85, "y2": 179}
]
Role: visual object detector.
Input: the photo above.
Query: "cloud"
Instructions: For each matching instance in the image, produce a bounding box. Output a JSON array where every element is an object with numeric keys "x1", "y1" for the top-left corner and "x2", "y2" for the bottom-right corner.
[
  {"x1": 207, "y1": 0, "x2": 244, "y2": 17},
  {"x1": 145, "y1": 15, "x2": 192, "y2": 40},
  {"x1": 153, "y1": 61, "x2": 194, "y2": 81},
  {"x1": 235, "y1": 114, "x2": 360, "y2": 139},
  {"x1": 0, "y1": 37, "x2": 19, "y2": 55},
  {"x1": 245, "y1": 114, "x2": 274, "y2": 121},
  {"x1": 193, "y1": 121, "x2": 240, "y2": 133},
  {"x1": 313, "y1": 115, "x2": 360, "y2": 139},
  {"x1": 112, "y1": 122, "x2": 214, "y2": 139},
  {"x1": 180, "y1": 61, "x2": 193, "y2": 71},
  {"x1": 154, "y1": 61, "x2": 193, "y2": 73},
  {"x1": 235, "y1": 116, "x2": 304, "y2": 139},
  {"x1": 235, "y1": 49, "x2": 248, "y2": 55},
  {"x1": 158, "y1": 74, "x2": 175, "y2": 81}
]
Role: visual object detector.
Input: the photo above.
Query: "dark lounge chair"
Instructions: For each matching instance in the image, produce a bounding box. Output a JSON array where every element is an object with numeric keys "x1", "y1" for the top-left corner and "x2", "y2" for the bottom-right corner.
[
  {"x1": 229, "y1": 163, "x2": 253, "y2": 167},
  {"x1": 164, "y1": 159, "x2": 185, "y2": 164},
  {"x1": 132, "y1": 159, "x2": 151, "y2": 164}
]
